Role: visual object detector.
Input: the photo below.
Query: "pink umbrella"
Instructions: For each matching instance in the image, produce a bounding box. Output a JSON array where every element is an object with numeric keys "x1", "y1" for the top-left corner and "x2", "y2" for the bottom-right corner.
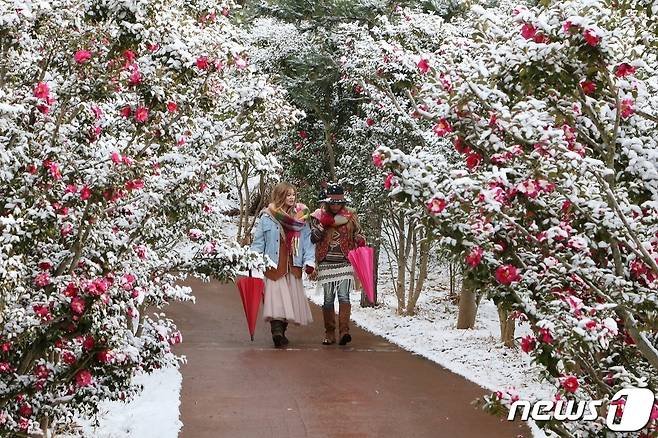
[{"x1": 348, "y1": 246, "x2": 375, "y2": 304}]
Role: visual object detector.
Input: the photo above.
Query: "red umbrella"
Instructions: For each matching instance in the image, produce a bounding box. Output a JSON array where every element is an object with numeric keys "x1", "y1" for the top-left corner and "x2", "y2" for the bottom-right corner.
[
  {"x1": 348, "y1": 246, "x2": 375, "y2": 304},
  {"x1": 236, "y1": 273, "x2": 265, "y2": 341}
]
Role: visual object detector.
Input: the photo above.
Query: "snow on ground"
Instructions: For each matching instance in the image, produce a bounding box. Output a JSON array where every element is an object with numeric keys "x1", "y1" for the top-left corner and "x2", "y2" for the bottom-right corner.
[
  {"x1": 64, "y1": 366, "x2": 182, "y2": 438},
  {"x1": 304, "y1": 265, "x2": 553, "y2": 438}
]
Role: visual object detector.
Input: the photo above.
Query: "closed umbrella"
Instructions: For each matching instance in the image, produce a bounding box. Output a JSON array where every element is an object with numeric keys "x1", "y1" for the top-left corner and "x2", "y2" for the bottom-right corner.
[
  {"x1": 235, "y1": 273, "x2": 265, "y2": 341},
  {"x1": 348, "y1": 246, "x2": 375, "y2": 304}
]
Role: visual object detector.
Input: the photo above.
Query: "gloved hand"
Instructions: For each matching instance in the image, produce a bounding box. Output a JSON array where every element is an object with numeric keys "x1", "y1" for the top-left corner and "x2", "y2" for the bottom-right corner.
[
  {"x1": 304, "y1": 265, "x2": 315, "y2": 275},
  {"x1": 356, "y1": 236, "x2": 366, "y2": 247},
  {"x1": 319, "y1": 213, "x2": 335, "y2": 227}
]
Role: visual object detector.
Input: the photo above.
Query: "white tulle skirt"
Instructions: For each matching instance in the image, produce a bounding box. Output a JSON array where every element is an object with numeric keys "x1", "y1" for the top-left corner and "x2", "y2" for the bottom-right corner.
[{"x1": 263, "y1": 274, "x2": 313, "y2": 325}]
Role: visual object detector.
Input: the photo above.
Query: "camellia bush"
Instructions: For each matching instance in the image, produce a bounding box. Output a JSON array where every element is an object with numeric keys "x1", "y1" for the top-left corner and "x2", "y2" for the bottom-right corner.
[
  {"x1": 366, "y1": 0, "x2": 658, "y2": 436},
  {"x1": 0, "y1": 0, "x2": 299, "y2": 435}
]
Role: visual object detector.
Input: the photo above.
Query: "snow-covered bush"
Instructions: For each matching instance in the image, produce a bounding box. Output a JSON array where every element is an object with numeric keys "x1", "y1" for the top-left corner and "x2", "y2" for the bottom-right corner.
[
  {"x1": 0, "y1": 0, "x2": 298, "y2": 434},
  {"x1": 369, "y1": 0, "x2": 658, "y2": 435}
]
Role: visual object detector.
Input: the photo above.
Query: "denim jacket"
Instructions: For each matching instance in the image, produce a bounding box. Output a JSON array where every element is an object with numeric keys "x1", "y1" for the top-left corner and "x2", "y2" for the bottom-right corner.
[{"x1": 251, "y1": 211, "x2": 316, "y2": 270}]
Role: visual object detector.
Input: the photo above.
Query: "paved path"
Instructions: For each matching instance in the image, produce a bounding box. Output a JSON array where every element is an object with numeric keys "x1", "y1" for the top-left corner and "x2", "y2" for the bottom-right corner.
[{"x1": 168, "y1": 278, "x2": 529, "y2": 438}]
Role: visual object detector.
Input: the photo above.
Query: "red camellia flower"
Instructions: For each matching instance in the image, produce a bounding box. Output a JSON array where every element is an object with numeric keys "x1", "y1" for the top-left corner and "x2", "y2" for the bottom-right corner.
[
  {"x1": 579, "y1": 80, "x2": 596, "y2": 95},
  {"x1": 466, "y1": 152, "x2": 482, "y2": 170},
  {"x1": 34, "y1": 364, "x2": 49, "y2": 379},
  {"x1": 366, "y1": 118, "x2": 375, "y2": 127},
  {"x1": 134, "y1": 106, "x2": 149, "y2": 123},
  {"x1": 562, "y1": 376, "x2": 579, "y2": 393},
  {"x1": 372, "y1": 151, "x2": 384, "y2": 168},
  {"x1": 70, "y1": 297, "x2": 86, "y2": 314},
  {"x1": 82, "y1": 335, "x2": 95, "y2": 351},
  {"x1": 520, "y1": 335, "x2": 536, "y2": 353},
  {"x1": 0, "y1": 362, "x2": 12, "y2": 373},
  {"x1": 97, "y1": 350, "x2": 114, "y2": 363},
  {"x1": 453, "y1": 137, "x2": 470, "y2": 154},
  {"x1": 582, "y1": 29, "x2": 600, "y2": 46},
  {"x1": 432, "y1": 118, "x2": 452, "y2": 137},
  {"x1": 465, "y1": 247, "x2": 483, "y2": 268},
  {"x1": 75, "y1": 370, "x2": 93, "y2": 387},
  {"x1": 417, "y1": 58, "x2": 430, "y2": 74},
  {"x1": 614, "y1": 63, "x2": 636, "y2": 78},
  {"x1": 62, "y1": 351, "x2": 76, "y2": 365},
  {"x1": 167, "y1": 101, "x2": 178, "y2": 112},
  {"x1": 298, "y1": 130, "x2": 309, "y2": 139},
  {"x1": 520, "y1": 23, "x2": 537, "y2": 40},
  {"x1": 196, "y1": 56, "x2": 209, "y2": 70},
  {"x1": 34, "y1": 82, "x2": 50, "y2": 99},
  {"x1": 123, "y1": 50, "x2": 136, "y2": 63},
  {"x1": 426, "y1": 197, "x2": 446, "y2": 215},
  {"x1": 125, "y1": 179, "x2": 145, "y2": 191},
  {"x1": 495, "y1": 264, "x2": 521, "y2": 285},
  {"x1": 539, "y1": 327, "x2": 554, "y2": 344},
  {"x1": 119, "y1": 105, "x2": 132, "y2": 118},
  {"x1": 18, "y1": 405, "x2": 32, "y2": 418}
]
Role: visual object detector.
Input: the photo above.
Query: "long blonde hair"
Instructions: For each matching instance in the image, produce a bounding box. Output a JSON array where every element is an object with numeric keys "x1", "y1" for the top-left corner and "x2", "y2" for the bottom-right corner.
[{"x1": 270, "y1": 182, "x2": 296, "y2": 211}]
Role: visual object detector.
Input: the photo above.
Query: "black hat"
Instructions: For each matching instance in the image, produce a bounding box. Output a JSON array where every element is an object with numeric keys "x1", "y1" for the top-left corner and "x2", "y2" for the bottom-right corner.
[
  {"x1": 317, "y1": 189, "x2": 327, "y2": 203},
  {"x1": 325, "y1": 184, "x2": 347, "y2": 204}
]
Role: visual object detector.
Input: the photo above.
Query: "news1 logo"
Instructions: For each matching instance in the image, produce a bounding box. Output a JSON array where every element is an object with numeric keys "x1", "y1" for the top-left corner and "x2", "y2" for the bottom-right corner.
[{"x1": 507, "y1": 387, "x2": 655, "y2": 432}]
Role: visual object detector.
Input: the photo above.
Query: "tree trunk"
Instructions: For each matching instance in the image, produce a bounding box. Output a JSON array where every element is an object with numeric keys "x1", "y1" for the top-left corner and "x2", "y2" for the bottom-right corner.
[
  {"x1": 497, "y1": 305, "x2": 516, "y2": 348},
  {"x1": 456, "y1": 276, "x2": 478, "y2": 329},
  {"x1": 405, "y1": 238, "x2": 429, "y2": 316},
  {"x1": 323, "y1": 123, "x2": 336, "y2": 182},
  {"x1": 360, "y1": 212, "x2": 382, "y2": 307},
  {"x1": 395, "y1": 214, "x2": 406, "y2": 314}
]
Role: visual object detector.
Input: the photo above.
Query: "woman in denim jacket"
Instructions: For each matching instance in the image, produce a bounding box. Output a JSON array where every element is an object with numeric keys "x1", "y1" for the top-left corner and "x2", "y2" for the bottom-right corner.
[{"x1": 251, "y1": 182, "x2": 315, "y2": 347}]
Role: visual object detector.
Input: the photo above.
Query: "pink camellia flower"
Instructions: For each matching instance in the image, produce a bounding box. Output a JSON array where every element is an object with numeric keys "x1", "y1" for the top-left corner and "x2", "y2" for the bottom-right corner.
[
  {"x1": 1, "y1": 342, "x2": 11, "y2": 352},
  {"x1": 621, "y1": 98, "x2": 634, "y2": 119},
  {"x1": 167, "y1": 101, "x2": 178, "y2": 112},
  {"x1": 615, "y1": 63, "x2": 636, "y2": 78},
  {"x1": 34, "y1": 272, "x2": 50, "y2": 287},
  {"x1": 199, "y1": 182, "x2": 207, "y2": 192},
  {"x1": 122, "y1": 155, "x2": 133, "y2": 166},
  {"x1": 74, "y1": 50, "x2": 92, "y2": 64},
  {"x1": 583, "y1": 29, "x2": 600, "y2": 46},
  {"x1": 134, "y1": 106, "x2": 149, "y2": 123},
  {"x1": 196, "y1": 56, "x2": 209, "y2": 70},
  {"x1": 417, "y1": 58, "x2": 430, "y2": 74},
  {"x1": 234, "y1": 56, "x2": 248, "y2": 70},
  {"x1": 517, "y1": 179, "x2": 540, "y2": 198},
  {"x1": 128, "y1": 69, "x2": 142, "y2": 86},
  {"x1": 466, "y1": 152, "x2": 482, "y2": 170},
  {"x1": 372, "y1": 151, "x2": 384, "y2": 168},
  {"x1": 520, "y1": 335, "x2": 536, "y2": 353},
  {"x1": 188, "y1": 229, "x2": 203, "y2": 241},
  {"x1": 520, "y1": 23, "x2": 537, "y2": 40},
  {"x1": 495, "y1": 264, "x2": 521, "y2": 285},
  {"x1": 34, "y1": 82, "x2": 50, "y2": 99},
  {"x1": 80, "y1": 185, "x2": 92, "y2": 200},
  {"x1": 65, "y1": 184, "x2": 78, "y2": 194},
  {"x1": 123, "y1": 50, "x2": 136, "y2": 63},
  {"x1": 111, "y1": 151, "x2": 122, "y2": 164},
  {"x1": 0, "y1": 362, "x2": 12, "y2": 373},
  {"x1": 562, "y1": 20, "x2": 580, "y2": 33},
  {"x1": 75, "y1": 369, "x2": 93, "y2": 387},
  {"x1": 119, "y1": 105, "x2": 132, "y2": 118},
  {"x1": 579, "y1": 80, "x2": 596, "y2": 95},
  {"x1": 70, "y1": 297, "x2": 86, "y2": 314},
  {"x1": 465, "y1": 247, "x2": 483, "y2": 268},
  {"x1": 432, "y1": 118, "x2": 452, "y2": 137},
  {"x1": 384, "y1": 173, "x2": 395, "y2": 190},
  {"x1": 562, "y1": 376, "x2": 579, "y2": 393},
  {"x1": 61, "y1": 223, "x2": 73, "y2": 237},
  {"x1": 427, "y1": 197, "x2": 446, "y2": 215}
]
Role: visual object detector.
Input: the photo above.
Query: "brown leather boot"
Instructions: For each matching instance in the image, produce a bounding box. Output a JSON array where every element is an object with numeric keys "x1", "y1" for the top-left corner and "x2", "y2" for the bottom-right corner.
[
  {"x1": 338, "y1": 303, "x2": 352, "y2": 345},
  {"x1": 322, "y1": 307, "x2": 336, "y2": 345}
]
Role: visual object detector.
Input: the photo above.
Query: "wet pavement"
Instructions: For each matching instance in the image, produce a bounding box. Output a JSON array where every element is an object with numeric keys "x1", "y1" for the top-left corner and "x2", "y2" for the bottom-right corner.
[{"x1": 167, "y1": 278, "x2": 530, "y2": 438}]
